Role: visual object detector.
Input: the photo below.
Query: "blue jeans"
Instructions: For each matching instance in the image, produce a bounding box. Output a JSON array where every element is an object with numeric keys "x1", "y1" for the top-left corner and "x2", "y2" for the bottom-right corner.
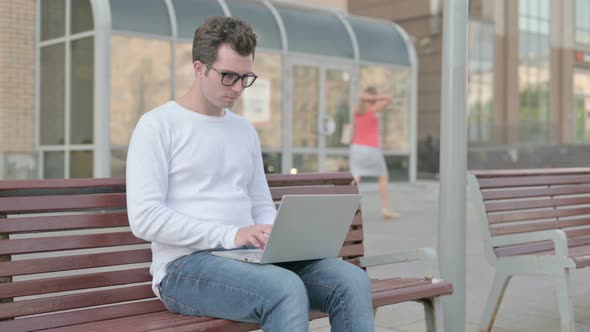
[{"x1": 159, "y1": 250, "x2": 375, "y2": 332}]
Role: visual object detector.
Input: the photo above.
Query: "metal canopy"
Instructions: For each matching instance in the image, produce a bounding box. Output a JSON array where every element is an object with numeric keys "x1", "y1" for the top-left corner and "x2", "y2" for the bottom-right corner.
[{"x1": 107, "y1": 0, "x2": 413, "y2": 66}]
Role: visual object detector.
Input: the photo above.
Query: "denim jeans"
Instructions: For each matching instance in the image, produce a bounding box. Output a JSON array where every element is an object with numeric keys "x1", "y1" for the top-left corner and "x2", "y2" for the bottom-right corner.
[{"x1": 158, "y1": 250, "x2": 375, "y2": 332}]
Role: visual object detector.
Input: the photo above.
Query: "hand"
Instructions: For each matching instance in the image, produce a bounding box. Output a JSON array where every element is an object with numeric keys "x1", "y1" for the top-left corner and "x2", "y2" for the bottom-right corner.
[{"x1": 235, "y1": 224, "x2": 273, "y2": 249}]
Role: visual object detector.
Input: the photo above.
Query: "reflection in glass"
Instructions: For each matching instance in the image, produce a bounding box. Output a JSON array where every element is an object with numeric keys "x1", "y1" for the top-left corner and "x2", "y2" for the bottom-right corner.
[
  {"x1": 41, "y1": 0, "x2": 65, "y2": 40},
  {"x1": 262, "y1": 152, "x2": 281, "y2": 174},
  {"x1": 173, "y1": 0, "x2": 225, "y2": 39},
  {"x1": 385, "y1": 155, "x2": 409, "y2": 181},
  {"x1": 468, "y1": 21, "x2": 495, "y2": 145},
  {"x1": 292, "y1": 65, "x2": 318, "y2": 148},
  {"x1": 325, "y1": 69, "x2": 351, "y2": 148},
  {"x1": 232, "y1": 53, "x2": 282, "y2": 149},
  {"x1": 111, "y1": 148, "x2": 128, "y2": 177},
  {"x1": 518, "y1": 0, "x2": 551, "y2": 143},
  {"x1": 574, "y1": 71, "x2": 590, "y2": 143},
  {"x1": 70, "y1": 37, "x2": 94, "y2": 144},
  {"x1": 324, "y1": 155, "x2": 349, "y2": 173},
  {"x1": 40, "y1": 44, "x2": 66, "y2": 146},
  {"x1": 110, "y1": 36, "x2": 171, "y2": 146},
  {"x1": 71, "y1": 0, "x2": 93, "y2": 34},
  {"x1": 70, "y1": 150, "x2": 93, "y2": 178},
  {"x1": 576, "y1": 0, "x2": 590, "y2": 45},
  {"x1": 359, "y1": 65, "x2": 410, "y2": 152},
  {"x1": 292, "y1": 154, "x2": 318, "y2": 173},
  {"x1": 43, "y1": 151, "x2": 65, "y2": 179}
]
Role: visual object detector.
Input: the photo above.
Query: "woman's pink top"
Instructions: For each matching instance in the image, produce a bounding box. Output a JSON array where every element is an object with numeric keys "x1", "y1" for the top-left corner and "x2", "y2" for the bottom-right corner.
[{"x1": 352, "y1": 109, "x2": 380, "y2": 147}]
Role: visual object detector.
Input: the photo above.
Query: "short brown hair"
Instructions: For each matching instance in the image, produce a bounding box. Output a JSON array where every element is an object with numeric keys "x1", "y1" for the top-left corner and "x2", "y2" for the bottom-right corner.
[{"x1": 192, "y1": 16, "x2": 257, "y2": 65}]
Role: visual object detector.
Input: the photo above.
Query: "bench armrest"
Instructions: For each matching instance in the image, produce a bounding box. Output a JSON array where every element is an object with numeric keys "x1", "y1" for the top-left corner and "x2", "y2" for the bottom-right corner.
[
  {"x1": 359, "y1": 247, "x2": 441, "y2": 281},
  {"x1": 491, "y1": 229, "x2": 569, "y2": 257}
]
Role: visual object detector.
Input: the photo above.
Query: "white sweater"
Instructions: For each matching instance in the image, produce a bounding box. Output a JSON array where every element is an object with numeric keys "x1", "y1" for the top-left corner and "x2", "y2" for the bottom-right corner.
[{"x1": 126, "y1": 101, "x2": 277, "y2": 297}]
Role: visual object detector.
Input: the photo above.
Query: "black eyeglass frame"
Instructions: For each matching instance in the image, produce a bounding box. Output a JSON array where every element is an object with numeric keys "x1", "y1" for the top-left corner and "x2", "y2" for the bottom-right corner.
[{"x1": 204, "y1": 64, "x2": 258, "y2": 88}]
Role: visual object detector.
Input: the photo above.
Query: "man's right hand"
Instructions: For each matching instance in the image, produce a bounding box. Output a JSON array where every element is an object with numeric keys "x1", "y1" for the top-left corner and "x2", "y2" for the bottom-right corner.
[{"x1": 235, "y1": 224, "x2": 273, "y2": 249}]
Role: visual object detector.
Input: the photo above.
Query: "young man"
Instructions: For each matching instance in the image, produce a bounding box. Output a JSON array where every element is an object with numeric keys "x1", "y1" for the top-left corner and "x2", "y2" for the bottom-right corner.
[{"x1": 126, "y1": 16, "x2": 375, "y2": 331}]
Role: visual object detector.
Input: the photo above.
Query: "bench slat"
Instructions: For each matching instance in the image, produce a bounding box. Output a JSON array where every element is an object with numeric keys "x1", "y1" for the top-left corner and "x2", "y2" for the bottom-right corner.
[
  {"x1": 0, "y1": 267, "x2": 151, "y2": 298},
  {"x1": 266, "y1": 172, "x2": 353, "y2": 187},
  {"x1": 270, "y1": 185, "x2": 358, "y2": 200},
  {"x1": 494, "y1": 236, "x2": 590, "y2": 257},
  {"x1": 0, "y1": 299, "x2": 165, "y2": 332},
  {"x1": 485, "y1": 196, "x2": 590, "y2": 213},
  {"x1": 490, "y1": 217, "x2": 590, "y2": 236},
  {"x1": 29, "y1": 278, "x2": 452, "y2": 332},
  {"x1": 0, "y1": 178, "x2": 126, "y2": 191},
  {"x1": 339, "y1": 243, "x2": 364, "y2": 258},
  {"x1": 344, "y1": 228, "x2": 364, "y2": 242},
  {"x1": 0, "y1": 193, "x2": 126, "y2": 214},
  {"x1": 477, "y1": 174, "x2": 590, "y2": 189},
  {"x1": 0, "y1": 212, "x2": 129, "y2": 233},
  {"x1": 0, "y1": 249, "x2": 151, "y2": 277},
  {"x1": 488, "y1": 206, "x2": 590, "y2": 224},
  {"x1": 482, "y1": 185, "x2": 590, "y2": 200},
  {"x1": 0, "y1": 284, "x2": 154, "y2": 320},
  {"x1": 0, "y1": 231, "x2": 147, "y2": 255}
]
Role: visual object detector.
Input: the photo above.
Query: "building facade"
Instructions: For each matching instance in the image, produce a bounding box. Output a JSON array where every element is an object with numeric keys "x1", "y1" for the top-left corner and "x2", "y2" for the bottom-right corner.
[
  {"x1": 350, "y1": 0, "x2": 590, "y2": 174},
  {"x1": 0, "y1": 0, "x2": 419, "y2": 181}
]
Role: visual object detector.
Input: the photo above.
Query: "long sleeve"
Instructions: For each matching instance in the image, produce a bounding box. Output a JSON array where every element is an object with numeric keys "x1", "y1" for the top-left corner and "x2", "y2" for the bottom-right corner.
[
  {"x1": 248, "y1": 129, "x2": 277, "y2": 225},
  {"x1": 126, "y1": 116, "x2": 239, "y2": 250}
]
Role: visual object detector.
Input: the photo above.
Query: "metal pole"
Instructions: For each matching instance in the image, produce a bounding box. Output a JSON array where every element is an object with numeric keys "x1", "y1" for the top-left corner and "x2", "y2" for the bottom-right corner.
[{"x1": 437, "y1": 0, "x2": 468, "y2": 331}]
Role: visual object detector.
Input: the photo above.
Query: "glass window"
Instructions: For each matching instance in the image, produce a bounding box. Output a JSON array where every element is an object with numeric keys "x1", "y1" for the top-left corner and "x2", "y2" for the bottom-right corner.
[
  {"x1": 325, "y1": 69, "x2": 351, "y2": 149},
  {"x1": 111, "y1": 148, "x2": 128, "y2": 177},
  {"x1": 173, "y1": 0, "x2": 225, "y2": 40},
  {"x1": 41, "y1": 0, "x2": 65, "y2": 40},
  {"x1": 468, "y1": 21, "x2": 495, "y2": 145},
  {"x1": 110, "y1": 36, "x2": 172, "y2": 146},
  {"x1": 70, "y1": 37, "x2": 94, "y2": 144},
  {"x1": 71, "y1": 0, "x2": 93, "y2": 34},
  {"x1": 292, "y1": 65, "x2": 319, "y2": 148},
  {"x1": 276, "y1": 6, "x2": 354, "y2": 58},
  {"x1": 70, "y1": 150, "x2": 93, "y2": 177},
  {"x1": 175, "y1": 42, "x2": 194, "y2": 95},
  {"x1": 348, "y1": 17, "x2": 410, "y2": 65},
  {"x1": 359, "y1": 65, "x2": 411, "y2": 153},
  {"x1": 43, "y1": 151, "x2": 65, "y2": 179},
  {"x1": 40, "y1": 44, "x2": 66, "y2": 146},
  {"x1": 225, "y1": 0, "x2": 282, "y2": 50},
  {"x1": 518, "y1": 0, "x2": 551, "y2": 144},
  {"x1": 110, "y1": 0, "x2": 171, "y2": 36},
  {"x1": 230, "y1": 52, "x2": 282, "y2": 149},
  {"x1": 573, "y1": 71, "x2": 590, "y2": 143},
  {"x1": 576, "y1": 0, "x2": 590, "y2": 45}
]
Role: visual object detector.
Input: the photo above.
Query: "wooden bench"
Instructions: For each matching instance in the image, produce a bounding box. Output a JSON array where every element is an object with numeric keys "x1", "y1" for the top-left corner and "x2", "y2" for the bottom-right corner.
[
  {"x1": 0, "y1": 172, "x2": 453, "y2": 331},
  {"x1": 468, "y1": 168, "x2": 590, "y2": 332}
]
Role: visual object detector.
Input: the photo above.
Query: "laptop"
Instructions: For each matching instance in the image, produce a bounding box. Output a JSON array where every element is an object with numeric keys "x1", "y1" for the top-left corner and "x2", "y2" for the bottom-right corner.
[{"x1": 211, "y1": 194, "x2": 362, "y2": 264}]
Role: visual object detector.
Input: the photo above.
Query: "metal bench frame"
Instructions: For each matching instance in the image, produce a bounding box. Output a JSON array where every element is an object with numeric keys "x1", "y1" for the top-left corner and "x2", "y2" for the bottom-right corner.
[{"x1": 468, "y1": 168, "x2": 590, "y2": 332}]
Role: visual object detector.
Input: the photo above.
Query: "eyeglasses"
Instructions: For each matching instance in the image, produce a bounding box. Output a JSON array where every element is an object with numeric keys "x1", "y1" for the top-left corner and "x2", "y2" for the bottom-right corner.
[{"x1": 204, "y1": 64, "x2": 258, "y2": 88}]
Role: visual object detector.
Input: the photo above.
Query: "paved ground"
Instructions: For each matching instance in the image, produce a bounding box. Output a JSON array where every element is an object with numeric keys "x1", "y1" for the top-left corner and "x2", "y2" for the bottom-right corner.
[{"x1": 307, "y1": 180, "x2": 590, "y2": 332}]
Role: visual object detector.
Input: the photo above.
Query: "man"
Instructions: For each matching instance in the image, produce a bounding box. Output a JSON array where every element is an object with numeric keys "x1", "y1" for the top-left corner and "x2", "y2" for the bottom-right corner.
[{"x1": 126, "y1": 16, "x2": 375, "y2": 331}]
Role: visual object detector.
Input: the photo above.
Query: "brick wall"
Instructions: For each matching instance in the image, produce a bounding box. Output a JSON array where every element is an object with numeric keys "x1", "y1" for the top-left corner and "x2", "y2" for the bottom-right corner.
[{"x1": 0, "y1": 0, "x2": 36, "y2": 179}]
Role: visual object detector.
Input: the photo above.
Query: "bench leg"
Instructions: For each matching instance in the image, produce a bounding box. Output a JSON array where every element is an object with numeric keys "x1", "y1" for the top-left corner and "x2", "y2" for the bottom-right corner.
[
  {"x1": 420, "y1": 297, "x2": 444, "y2": 332},
  {"x1": 555, "y1": 270, "x2": 575, "y2": 332},
  {"x1": 480, "y1": 269, "x2": 511, "y2": 332}
]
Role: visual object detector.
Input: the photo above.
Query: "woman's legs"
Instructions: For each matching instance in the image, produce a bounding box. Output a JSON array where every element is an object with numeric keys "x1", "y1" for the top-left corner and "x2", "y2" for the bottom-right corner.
[{"x1": 378, "y1": 173, "x2": 400, "y2": 220}]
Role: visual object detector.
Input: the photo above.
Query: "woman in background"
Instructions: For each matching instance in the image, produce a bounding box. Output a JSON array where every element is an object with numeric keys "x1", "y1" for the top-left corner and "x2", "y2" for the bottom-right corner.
[{"x1": 350, "y1": 86, "x2": 400, "y2": 220}]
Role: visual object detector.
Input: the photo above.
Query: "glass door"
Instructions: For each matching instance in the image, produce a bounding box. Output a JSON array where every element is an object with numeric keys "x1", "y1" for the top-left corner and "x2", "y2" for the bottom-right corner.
[{"x1": 288, "y1": 60, "x2": 354, "y2": 173}]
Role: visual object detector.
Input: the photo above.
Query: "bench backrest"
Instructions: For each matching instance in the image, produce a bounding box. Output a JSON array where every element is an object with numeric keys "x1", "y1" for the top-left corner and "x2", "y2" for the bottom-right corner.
[
  {"x1": 0, "y1": 172, "x2": 363, "y2": 330},
  {"x1": 468, "y1": 168, "x2": 590, "y2": 264}
]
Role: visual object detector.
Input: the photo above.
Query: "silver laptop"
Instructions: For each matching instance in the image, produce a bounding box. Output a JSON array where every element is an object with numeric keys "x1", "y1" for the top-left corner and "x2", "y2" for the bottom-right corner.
[{"x1": 211, "y1": 194, "x2": 362, "y2": 264}]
